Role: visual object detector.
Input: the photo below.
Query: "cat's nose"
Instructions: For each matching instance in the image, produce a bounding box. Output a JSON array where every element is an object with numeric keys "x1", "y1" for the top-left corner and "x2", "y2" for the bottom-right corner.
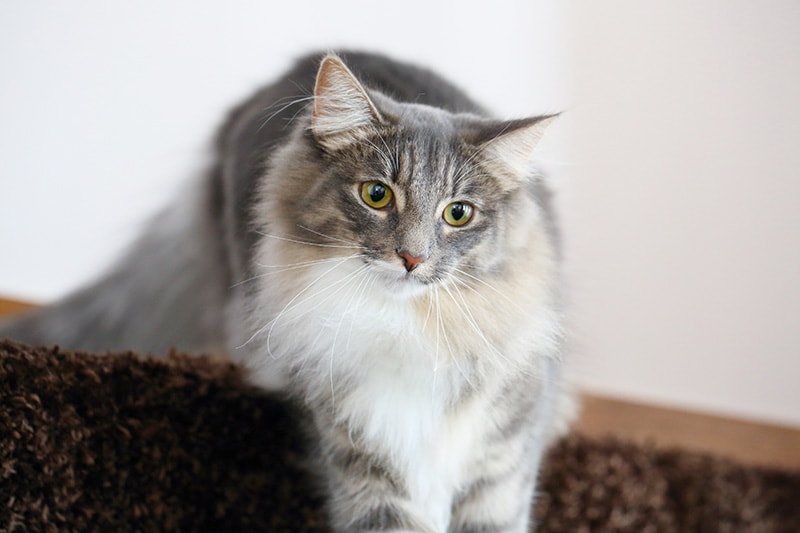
[{"x1": 396, "y1": 250, "x2": 427, "y2": 272}]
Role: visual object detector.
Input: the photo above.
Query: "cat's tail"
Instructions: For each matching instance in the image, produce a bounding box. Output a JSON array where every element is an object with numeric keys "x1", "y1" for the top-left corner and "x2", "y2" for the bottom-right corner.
[{"x1": 0, "y1": 177, "x2": 230, "y2": 356}]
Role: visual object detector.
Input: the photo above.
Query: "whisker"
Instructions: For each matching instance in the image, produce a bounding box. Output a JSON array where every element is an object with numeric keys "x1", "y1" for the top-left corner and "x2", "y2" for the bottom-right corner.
[
  {"x1": 255, "y1": 231, "x2": 367, "y2": 250},
  {"x1": 236, "y1": 254, "x2": 360, "y2": 351},
  {"x1": 446, "y1": 273, "x2": 492, "y2": 305},
  {"x1": 375, "y1": 131, "x2": 399, "y2": 175},
  {"x1": 264, "y1": 263, "x2": 371, "y2": 357},
  {"x1": 282, "y1": 96, "x2": 315, "y2": 129},
  {"x1": 257, "y1": 95, "x2": 316, "y2": 133},
  {"x1": 345, "y1": 272, "x2": 378, "y2": 355},
  {"x1": 254, "y1": 256, "x2": 358, "y2": 270},
  {"x1": 263, "y1": 321, "x2": 326, "y2": 377},
  {"x1": 231, "y1": 256, "x2": 362, "y2": 288},
  {"x1": 289, "y1": 78, "x2": 311, "y2": 96},
  {"x1": 432, "y1": 288, "x2": 441, "y2": 396},
  {"x1": 328, "y1": 265, "x2": 374, "y2": 410},
  {"x1": 442, "y1": 282, "x2": 500, "y2": 360},
  {"x1": 451, "y1": 267, "x2": 527, "y2": 315},
  {"x1": 445, "y1": 281, "x2": 533, "y2": 378},
  {"x1": 451, "y1": 141, "x2": 496, "y2": 187},
  {"x1": 436, "y1": 286, "x2": 478, "y2": 390},
  {"x1": 295, "y1": 225, "x2": 364, "y2": 248},
  {"x1": 421, "y1": 288, "x2": 436, "y2": 331},
  {"x1": 361, "y1": 137, "x2": 395, "y2": 174}
]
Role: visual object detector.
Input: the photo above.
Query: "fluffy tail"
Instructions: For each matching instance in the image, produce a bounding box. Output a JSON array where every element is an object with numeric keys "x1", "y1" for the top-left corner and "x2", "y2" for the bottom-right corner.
[{"x1": 0, "y1": 179, "x2": 230, "y2": 356}]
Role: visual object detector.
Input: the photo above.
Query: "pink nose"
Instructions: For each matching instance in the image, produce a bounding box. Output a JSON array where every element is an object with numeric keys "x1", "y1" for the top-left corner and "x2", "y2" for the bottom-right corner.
[{"x1": 397, "y1": 250, "x2": 427, "y2": 272}]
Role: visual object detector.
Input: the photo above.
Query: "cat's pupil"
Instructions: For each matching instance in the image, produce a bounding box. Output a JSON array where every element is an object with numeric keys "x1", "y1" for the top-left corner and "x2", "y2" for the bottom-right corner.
[
  {"x1": 450, "y1": 203, "x2": 466, "y2": 220},
  {"x1": 369, "y1": 184, "x2": 386, "y2": 202}
]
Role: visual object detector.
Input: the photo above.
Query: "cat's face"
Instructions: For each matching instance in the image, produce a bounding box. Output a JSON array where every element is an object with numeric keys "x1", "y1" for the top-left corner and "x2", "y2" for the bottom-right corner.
[
  {"x1": 260, "y1": 55, "x2": 554, "y2": 300},
  {"x1": 293, "y1": 118, "x2": 518, "y2": 297}
]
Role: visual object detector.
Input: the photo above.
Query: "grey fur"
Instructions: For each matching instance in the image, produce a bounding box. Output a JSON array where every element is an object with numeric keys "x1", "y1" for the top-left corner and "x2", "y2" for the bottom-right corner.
[
  {"x1": 0, "y1": 51, "x2": 568, "y2": 532},
  {"x1": 0, "y1": 178, "x2": 228, "y2": 355}
]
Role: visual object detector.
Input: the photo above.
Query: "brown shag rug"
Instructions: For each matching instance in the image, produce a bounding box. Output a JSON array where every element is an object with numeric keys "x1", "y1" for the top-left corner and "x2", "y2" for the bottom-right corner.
[{"x1": 2, "y1": 339, "x2": 799, "y2": 532}]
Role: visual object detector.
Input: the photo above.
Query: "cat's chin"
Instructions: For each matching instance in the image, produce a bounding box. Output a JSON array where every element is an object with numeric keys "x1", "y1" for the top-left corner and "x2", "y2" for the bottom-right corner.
[
  {"x1": 390, "y1": 279, "x2": 431, "y2": 300},
  {"x1": 369, "y1": 266, "x2": 432, "y2": 300},
  {"x1": 377, "y1": 274, "x2": 431, "y2": 300}
]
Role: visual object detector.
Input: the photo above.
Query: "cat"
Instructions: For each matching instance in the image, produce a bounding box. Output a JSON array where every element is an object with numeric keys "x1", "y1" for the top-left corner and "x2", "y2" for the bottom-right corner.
[{"x1": 0, "y1": 51, "x2": 569, "y2": 532}]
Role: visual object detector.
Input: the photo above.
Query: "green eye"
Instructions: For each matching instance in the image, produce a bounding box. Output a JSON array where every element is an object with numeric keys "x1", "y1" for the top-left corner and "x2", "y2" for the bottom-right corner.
[
  {"x1": 360, "y1": 181, "x2": 393, "y2": 209},
  {"x1": 443, "y1": 202, "x2": 474, "y2": 227}
]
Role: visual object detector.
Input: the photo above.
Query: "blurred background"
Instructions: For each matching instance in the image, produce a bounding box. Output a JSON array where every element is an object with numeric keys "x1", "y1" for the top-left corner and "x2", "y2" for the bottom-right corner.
[{"x1": 1, "y1": 1, "x2": 798, "y2": 429}]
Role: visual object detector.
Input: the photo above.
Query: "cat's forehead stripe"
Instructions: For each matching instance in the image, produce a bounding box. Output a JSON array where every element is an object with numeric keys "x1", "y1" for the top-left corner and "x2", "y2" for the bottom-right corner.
[{"x1": 390, "y1": 133, "x2": 466, "y2": 193}]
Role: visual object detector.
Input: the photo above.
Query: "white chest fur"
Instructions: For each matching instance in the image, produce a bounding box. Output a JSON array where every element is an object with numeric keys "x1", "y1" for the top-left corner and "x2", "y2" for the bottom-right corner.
[
  {"x1": 243, "y1": 256, "x2": 554, "y2": 530},
  {"x1": 323, "y1": 306, "x2": 495, "y2": 532}
]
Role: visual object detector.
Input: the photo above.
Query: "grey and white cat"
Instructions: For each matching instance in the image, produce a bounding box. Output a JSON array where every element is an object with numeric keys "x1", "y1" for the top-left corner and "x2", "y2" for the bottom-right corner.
[{"x1": 1, "y1": 51, "x2": 569, "y2": 532}]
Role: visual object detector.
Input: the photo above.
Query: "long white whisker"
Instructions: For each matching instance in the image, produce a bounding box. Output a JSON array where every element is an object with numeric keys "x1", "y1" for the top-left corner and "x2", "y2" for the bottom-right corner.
[
  {"x1": 361, "y1": 137, "x2": 394, "y2": 174},
  {"x1": 445, "y1": 280, "x2": 532, "y2": 378},
  {"x1": 434, "y1": 290, "x2": 477, "y2": 390},
  {"x1": 345, "y1": 272, "x2": 378, "y2": 355},
  {"x1": 452, "y1": 141, "x2": 495, "y2": 187},
  {"x1": 451, "y1": 267, "x2": 526, "y2": 315},
  {"x1": 254, "y1": 256, "x2": 358, "y2": 270},
  {"x1": 442, "y1": 282, "x2": 501, "y2": 361},
  {"x1": 282, "y1": 99, "x2": 313, "y2": 129},
  {"x1": 447, "y1": 273, "x2": 492, "y2": 305},
  {"x1": 255, "y1": 231, "x2": 367, "y2": 250},
  {"x1": 421, "y1": 289, "x2": 436, "y2": 331},
  {"x1": 257, "y1": 95, "x2": 316, "y2": 133},
  {"x1": 295, "y1": 225, "x2": 364, "y2": 248},
  {"x1": 264, "y1": 263, "x2": 371, "y2": 357},
  {"x1": 236, "y1": 254, "x2": 359, "y2": 351},
  {"x1": 432, "y1": 288, "x2": 441, "y2": 396},
  {"x1": 328, "y1": 265, "x2": 373, "y2": 410},
  {"x1": 231, "y1": 256, "x2": 363, "y2": 288},
  {"x1": 289, "y1": 324, "x2": 328, "y2": 377},
  {"x1": 375, "y1": 131, "x2": 399, "y2": 175}
]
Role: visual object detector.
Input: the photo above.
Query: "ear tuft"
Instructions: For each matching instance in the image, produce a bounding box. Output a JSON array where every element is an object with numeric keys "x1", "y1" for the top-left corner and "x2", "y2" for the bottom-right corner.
[
  {"x1": 477, "y1": 114, "x2": 558, "y2": 179},
  {"x1": 311, "y1": 55, "x2": 382, "y2": 147}
]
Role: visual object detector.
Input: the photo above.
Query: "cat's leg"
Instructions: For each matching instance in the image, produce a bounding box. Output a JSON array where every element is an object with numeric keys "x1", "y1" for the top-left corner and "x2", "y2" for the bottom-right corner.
[
  {"x1": 448, "y1": 468, "x2": 538, "y2": 533},
  {"x1": 448, "y1": 357, "x2": 565, "y2": 532},
  {"x1": 319, "y1": 425, "x2": 437, "y2": 533},
  {"x1": 448, "y1": 421, "x2": 546, "y2": 533},
  {"x1": 325, "y1": 451, "x2": 436, "y2": 532}
]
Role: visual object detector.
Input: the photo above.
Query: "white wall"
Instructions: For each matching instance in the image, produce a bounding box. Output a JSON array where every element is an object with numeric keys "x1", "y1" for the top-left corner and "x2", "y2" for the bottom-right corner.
[
  {"x1": 0, "y1": 0, "x2": 567, "y2": 300},
  {"x1": 2, "y1": 2, "x2": 799, "y2": 428},
  {"x1": 562, "y1": 1, "x2": 800, "y2": 427}
]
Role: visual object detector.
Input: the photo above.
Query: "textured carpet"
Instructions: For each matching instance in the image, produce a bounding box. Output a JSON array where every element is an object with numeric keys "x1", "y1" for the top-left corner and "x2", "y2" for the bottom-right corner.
[{"x1": 2, "y1": 339, "x2": 798, "y2": 532}]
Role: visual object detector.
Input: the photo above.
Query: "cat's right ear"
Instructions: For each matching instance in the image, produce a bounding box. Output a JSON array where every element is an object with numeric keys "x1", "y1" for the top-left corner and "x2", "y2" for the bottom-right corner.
[{"x1": 311, "y1": 54, "x2": 383, "y2": 151}]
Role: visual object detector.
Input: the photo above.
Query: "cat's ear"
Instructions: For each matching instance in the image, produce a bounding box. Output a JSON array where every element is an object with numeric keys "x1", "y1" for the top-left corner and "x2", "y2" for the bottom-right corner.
[
  {"x1": 474, "y1": 115, "x2": 558, "y2": 180},
  {"x1": 311, "y1": 54, "x2": 383, "y2": 150}
]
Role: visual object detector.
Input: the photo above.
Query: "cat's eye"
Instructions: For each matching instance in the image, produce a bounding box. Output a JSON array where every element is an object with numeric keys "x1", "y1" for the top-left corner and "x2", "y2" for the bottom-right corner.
[
  {"x1": 443, "y1": 202, "x2": 474, "y2": 227},
  {"x1": 360, "y1": 181, "x2": 393, "y2": 209}
]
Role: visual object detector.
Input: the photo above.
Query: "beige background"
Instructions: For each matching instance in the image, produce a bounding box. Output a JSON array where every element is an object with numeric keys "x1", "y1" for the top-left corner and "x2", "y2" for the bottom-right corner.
[{"x1": 562, "y1": 1, "x2": 800, "y2": 426}]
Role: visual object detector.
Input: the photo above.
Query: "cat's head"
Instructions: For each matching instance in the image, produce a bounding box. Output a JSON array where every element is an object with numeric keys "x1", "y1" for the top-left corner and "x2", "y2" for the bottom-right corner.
[{"x1": 261, "y1": 54, "x2": 557, "y2": 299}]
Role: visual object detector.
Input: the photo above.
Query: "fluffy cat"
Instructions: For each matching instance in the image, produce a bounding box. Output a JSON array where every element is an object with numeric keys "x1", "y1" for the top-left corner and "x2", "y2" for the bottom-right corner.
[{"x1": 1, "y1": 51, "x2": 568, "y2": 532}]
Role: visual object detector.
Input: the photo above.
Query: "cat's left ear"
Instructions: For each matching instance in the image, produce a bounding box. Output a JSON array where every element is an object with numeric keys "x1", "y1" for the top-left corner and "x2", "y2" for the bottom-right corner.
[
  {"x1": 474, "y1": 115, "x2": 558, "y2": 181},
  {"x1": 311, "y1": 54, "x2": 383, "y2": 150}
]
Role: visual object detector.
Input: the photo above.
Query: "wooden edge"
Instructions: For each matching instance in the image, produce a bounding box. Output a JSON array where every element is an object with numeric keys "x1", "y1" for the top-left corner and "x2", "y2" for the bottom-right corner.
[
  {"x1": 0, "y1": 297, "x2": 38, "y2": 317},
  {"x1": 574, "y1": 393, "x2": 800, "y2": 471}
]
